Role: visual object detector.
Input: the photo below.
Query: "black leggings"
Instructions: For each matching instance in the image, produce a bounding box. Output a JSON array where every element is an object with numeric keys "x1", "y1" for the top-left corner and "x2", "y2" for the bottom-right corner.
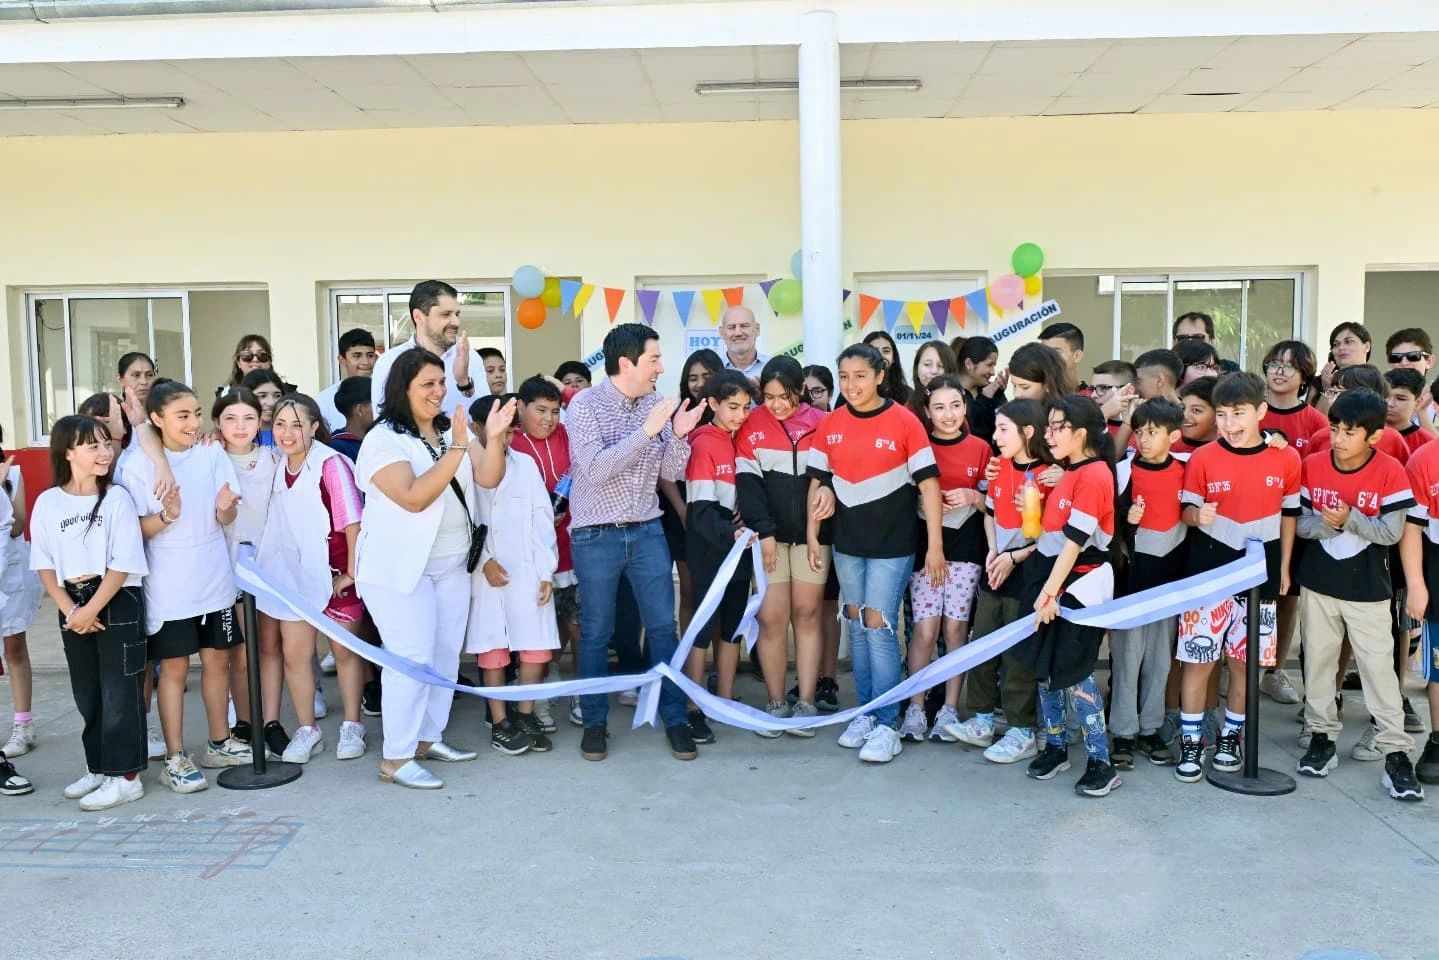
[{"x1": 62, "y1": 584, "x2": 148, "y2": 777}]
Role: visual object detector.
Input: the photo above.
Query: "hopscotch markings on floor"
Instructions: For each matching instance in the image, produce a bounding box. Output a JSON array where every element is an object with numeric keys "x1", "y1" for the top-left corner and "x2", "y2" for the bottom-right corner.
[{"x1": 0, "y1": 807, "x2": 300, "y2": 877}]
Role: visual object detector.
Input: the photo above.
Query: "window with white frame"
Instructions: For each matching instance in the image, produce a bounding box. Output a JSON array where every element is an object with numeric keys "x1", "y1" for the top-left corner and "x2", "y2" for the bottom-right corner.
[{"x1": 328, "y1": 284, "x2": 511, "y2": 387}]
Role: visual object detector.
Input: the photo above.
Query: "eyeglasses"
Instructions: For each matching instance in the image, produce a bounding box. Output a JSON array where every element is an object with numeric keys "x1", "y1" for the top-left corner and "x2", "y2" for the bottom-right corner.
[
  {"x1": 1390, "y1": 351, "x2": 1431, "y2": 364},
  {"x1": 1189, "y1": 362, "x2": 1219, "y2": 373},
  {"x1": 238, "y1": 351, "x2": 271, "y2": 363},
  {"x1": 1173, "y1": 333, "x2": 1209, "y2": 343},
  {"x1": 1264, "y1": 362, "x2": 1298, "y2": 376},
  {"x1": 806, "y1": 386, "x2": 829, "y2": 399},
  {"x1": 1045, "y1": 420, "x2": 1074, "y2": 435},
  {"x1": 1090, "y1": 383, "x2": 1133, "y2": 395},
  {"x1": 1322, "y1": 386, "x2": 1343, "y2": 399}
]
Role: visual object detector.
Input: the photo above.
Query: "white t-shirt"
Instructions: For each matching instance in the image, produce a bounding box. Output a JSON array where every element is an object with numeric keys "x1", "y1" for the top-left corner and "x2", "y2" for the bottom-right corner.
[
  {"x1": 226, "y1": 445, "x2": 278, "y2": 548},
  {"x1": 316, "y1": 381, "x2": 345, "y2": 433},
  {"x1": 29, "y1": 486, "x2": 148, "y2": 587},
  {"x1": 118, "y1": 443, "x2": 240, "y2": 625}
]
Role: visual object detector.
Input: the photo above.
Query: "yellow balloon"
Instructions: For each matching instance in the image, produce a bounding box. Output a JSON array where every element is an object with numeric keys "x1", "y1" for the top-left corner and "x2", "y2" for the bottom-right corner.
[
  {"x1": 1023, "y1": 274, "x2": 1043, "y2": 296},
  {"x1": 541, "y1": 276, "x2": 562, "y2": 309}
]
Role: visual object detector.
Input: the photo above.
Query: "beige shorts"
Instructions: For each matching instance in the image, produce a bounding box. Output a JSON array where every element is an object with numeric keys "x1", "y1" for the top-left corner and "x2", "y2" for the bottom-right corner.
[{"x1": 770, "y1": 542, "x2": 832, "y2": 585}]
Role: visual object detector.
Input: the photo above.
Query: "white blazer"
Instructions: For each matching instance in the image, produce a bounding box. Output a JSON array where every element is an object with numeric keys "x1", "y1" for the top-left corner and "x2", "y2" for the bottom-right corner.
[
  {"x1": 255, "y1": 442, "x2": 346, "y2": 620},
  {"x1": 354, "y1": 423, "x2": 479, "y2": 594}
]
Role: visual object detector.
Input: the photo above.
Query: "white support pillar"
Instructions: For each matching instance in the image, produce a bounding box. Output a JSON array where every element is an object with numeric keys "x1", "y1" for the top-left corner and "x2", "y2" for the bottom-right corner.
[{"x1": 799, "y1": 9, "x2": 843, "y2": 367}]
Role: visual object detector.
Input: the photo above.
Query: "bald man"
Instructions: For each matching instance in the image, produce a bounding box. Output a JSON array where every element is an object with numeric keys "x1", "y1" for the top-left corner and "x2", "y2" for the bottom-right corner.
[{"x1": 719, "y1": 305, "x2": 770, "y2": 380}]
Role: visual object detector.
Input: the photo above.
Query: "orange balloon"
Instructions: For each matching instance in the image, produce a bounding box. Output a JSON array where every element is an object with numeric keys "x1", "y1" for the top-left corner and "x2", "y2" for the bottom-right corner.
[{"x1": 517, "y1": 297, "x2": 546, "y2": 330}]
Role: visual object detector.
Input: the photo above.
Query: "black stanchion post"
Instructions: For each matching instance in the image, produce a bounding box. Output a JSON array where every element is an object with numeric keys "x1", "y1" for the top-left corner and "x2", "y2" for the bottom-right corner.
[
  {"x1": 218, "y1": 590, "x2": 302, "y2": 790},
  {"x1": 1209, "y1": 583, "x2": 1295, "y2": 796}
]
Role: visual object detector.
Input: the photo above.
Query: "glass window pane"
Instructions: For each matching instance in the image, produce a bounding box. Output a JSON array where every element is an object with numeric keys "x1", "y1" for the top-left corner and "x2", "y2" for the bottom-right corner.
[
  {"x1": 1118, "y1": 279, "x2": 1169, "y2": 362},
  {"x1": 458, "y1": 290, "x2": 507, "y2": 373},
  {"x1": 69, "y1": 297, "x2": 150, "y2": 407},
  {"x1": 335, "y1": 294, "x2": 387, "y2": 352},
  {"x1": 1043, "y1": 275, "x2": 1112, "y2": 367},
  {"x1": 386, "y1": 294, "x2": 412, "y2": 348},
  {"x1": 32, "y1": 297, "x2": 69, "y2": 434},
  {"x1": 1245, "y1": 279, "x2": 1297, "y2": 370},
  {"x1": 151, "y1": 298, "x2": 185, "y2": 385},
  {"x1": 1173, "y1": 281, "x2": 1243, "y2": 363}
]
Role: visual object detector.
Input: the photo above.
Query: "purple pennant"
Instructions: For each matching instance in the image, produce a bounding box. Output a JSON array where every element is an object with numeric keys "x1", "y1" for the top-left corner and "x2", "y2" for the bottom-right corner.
[
  {"x1": 636, "y1": 289, "x2": 660, "y2": 324},
  {"x1": 928, "y1": 298, "x2": 950, "y2": 335},
  {"x1": 842, "y1": 289, "x2": 852, "y2": 302},
  {"x1": 881, "y1": 299, "x2": 903, "y2": 333},
  {"x1": 758, "y1": 279, "x2": 778, "y2": 297}
]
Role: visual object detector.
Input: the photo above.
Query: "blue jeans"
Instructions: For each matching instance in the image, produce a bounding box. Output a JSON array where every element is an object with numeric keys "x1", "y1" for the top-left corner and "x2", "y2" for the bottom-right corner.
[
  {"x1": 572, "y1": 520, "x2": 686, "y2": 729},
  {"x1": 833, "y1": 551, "x2": 911, "y2": 727},
  {"x1": 1038, "y1": 675, "x2": 1109, "y2": 762}
]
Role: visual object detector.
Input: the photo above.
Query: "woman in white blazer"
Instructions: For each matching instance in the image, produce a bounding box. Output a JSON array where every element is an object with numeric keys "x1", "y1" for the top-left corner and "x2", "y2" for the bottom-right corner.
[{"x1": 355, "y1": 348, "x2": 513, "y2": 789}]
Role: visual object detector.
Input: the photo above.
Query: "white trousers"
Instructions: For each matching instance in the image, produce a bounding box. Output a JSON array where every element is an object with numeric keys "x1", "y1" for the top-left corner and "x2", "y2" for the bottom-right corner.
[{"x1": 362, "y1": 553, "x2": 469, "y2": 761}]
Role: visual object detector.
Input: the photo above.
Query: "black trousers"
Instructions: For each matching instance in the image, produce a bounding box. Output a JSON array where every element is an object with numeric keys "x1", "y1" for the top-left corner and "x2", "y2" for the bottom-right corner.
[{"x1": 62, "y1": 585, "x2": 148, "y2": 777}]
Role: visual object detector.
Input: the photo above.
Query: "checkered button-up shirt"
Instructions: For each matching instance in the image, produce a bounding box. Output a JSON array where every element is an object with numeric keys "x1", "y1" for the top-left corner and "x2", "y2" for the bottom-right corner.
[{"x1": 567, "y1": 377, "x2": 690, "y2": 529}]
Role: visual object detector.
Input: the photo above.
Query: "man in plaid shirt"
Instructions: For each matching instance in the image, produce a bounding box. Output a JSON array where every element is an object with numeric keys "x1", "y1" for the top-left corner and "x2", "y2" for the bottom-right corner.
[{"x1": 567, "y1": 323, "x2": 705, "y2": 762}]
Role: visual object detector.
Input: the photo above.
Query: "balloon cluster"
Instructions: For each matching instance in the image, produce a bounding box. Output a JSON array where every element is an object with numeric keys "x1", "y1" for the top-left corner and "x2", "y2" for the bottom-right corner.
[
  {"x1": 767, "y1": 248, "x2": 805, "y2": 315},
  {"x1": 988, "y1": 243, "x2": 1045, "y2": 312},
  {"x1": 512, "y1": 265, "x2": 560, "y2": 330}
]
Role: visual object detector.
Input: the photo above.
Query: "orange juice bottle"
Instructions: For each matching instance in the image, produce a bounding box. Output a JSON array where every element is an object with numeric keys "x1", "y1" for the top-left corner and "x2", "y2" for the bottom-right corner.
[{"x1": 1021, "y1": 471, "x2": 1043, "y2": 539}]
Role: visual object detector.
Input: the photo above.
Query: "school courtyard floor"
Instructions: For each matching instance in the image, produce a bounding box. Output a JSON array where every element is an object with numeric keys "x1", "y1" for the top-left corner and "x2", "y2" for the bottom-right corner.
[{"x1": 4, "y1": 605, "x2": 1438, "y2": 960}]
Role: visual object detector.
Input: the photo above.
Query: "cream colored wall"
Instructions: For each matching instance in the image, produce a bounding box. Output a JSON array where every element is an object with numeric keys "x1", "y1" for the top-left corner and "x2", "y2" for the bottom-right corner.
[{"x1": 3, "y1": 109, "x2": 1439, "y2": 442}]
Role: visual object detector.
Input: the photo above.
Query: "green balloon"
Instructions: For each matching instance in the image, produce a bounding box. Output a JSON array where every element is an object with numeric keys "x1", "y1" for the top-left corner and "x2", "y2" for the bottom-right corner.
[
  {"x1": 768, "y1": 277, "x2": 803, "y2": 314},
  {"x1": 1011, "y1": 242, "x2": 1045, "y2": 278}
]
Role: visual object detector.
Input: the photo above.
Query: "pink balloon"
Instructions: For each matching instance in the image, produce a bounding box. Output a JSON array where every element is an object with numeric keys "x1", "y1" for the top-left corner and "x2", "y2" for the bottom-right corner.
[{"x1": 990, "y1": 274, "x2": 1025, "y2": 311}]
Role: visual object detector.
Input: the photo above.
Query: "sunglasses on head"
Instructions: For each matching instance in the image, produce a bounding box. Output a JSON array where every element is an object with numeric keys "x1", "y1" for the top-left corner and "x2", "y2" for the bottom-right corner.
[
  {"x1": 1389, "y1": 351, "x2": 1430, "y2": 364},
  {"x1": 238, "y1": 351, "x2": 271, "y2": 363}
]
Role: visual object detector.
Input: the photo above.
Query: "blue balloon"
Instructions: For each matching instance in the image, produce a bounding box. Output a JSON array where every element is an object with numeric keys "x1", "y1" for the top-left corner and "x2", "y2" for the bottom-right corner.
[
  {"x1": 790, "y1": 249, "x2": 804, "y2": 281},
  {"x1": 512, "y1": 265, "x2": 545, "y2": 300}
]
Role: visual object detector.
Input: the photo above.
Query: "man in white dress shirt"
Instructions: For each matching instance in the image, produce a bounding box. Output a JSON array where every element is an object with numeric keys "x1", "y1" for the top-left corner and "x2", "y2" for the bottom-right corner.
[{"x1": 370, "y1": 281, "x2": 482, "y2": 417}]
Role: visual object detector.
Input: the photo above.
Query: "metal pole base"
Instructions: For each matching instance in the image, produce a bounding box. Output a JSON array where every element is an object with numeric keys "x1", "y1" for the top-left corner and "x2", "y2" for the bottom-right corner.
[
  {"x1": 1207, "y1": 766, "x2": 1296, "y2": 796},
  {"x1": 217, "y1": 762, "x2": 303, "y2": 791}
]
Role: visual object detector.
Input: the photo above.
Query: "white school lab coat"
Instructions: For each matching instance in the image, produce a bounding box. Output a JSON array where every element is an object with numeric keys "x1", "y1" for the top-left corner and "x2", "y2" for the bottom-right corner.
[
  {"x1": 254, "y1": 442, "x2": 346, "y2": 621},
  {"x1": 463, "y1": 449, "x2": 560, "y2": 656}
]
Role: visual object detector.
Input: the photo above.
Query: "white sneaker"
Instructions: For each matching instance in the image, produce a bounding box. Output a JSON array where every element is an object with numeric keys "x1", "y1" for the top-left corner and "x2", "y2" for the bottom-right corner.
[
  {"x1": 1260, "y1": 669, "x2": 1301, "y2": 705},
  {"x1": 984, "y1": 726, "x2": 1038, "y2": 763},
  {"x1": 948, "y1": 713, "x2": 996, "y2": 748},
  {"x1": 837, "y1": 714, "x2": 876, "y2": 749},
  {"x1": 161, "y1": 752, "x2": 208, "y2": 794},
  {"x1": 320, "y1": 651, "x2": 337, "y2": 675},
  {"x1": 568, "y1": 698, "x2": 583, "y2": 727},
  {"x1": 147, "y1": 727, "x2": 166, "y2": 760},
  {"x1": 534, "y1": 700, "x2": 556, "y2": 734},
  {"x1": 282, "y1": 725, "x2": 324, "y2": 764},
  {"x1": 63, "y1": 770, "x2": 105, "y2": 800},
  {"x1": 336, "y1": 722, "x2": 366, "y2": 760},
  {"x1": 858, "y1": 725, "x2": 903, "y2": 763},
  {"x1": 930, "y1": 705, "x2": 960, "y2": 742},
  {"x1": 618, "y1": 688, "x2": 639, "y2": 707},
  {"x1": 1352, "y1": 724, "x2": 1383, "y2": 762},
  {"x1": 1, "y1": 721, "x2": 35, "y2": 758},
  {"x1": 313, "y1": 688, "x2": 328, "y2": 720},
  {"x1": 898, "y1": 703, "x2": 930, "y2": 742},
  {"x1": 79, "y1": 775, "x2": 144, "y2": 812},
  {"x1": 201, "y1": 736, "x2": 252, "y2": 768}
]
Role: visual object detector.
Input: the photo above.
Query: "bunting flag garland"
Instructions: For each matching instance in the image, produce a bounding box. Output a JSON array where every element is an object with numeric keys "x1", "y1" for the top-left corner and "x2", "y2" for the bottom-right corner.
[
  {"x1": 903, "y1": 300, "x2": 927, "y2": 334},
  {"x1": 963, "y1": 289, "x2": 989, "y2": 326},
  {"x1": 701, "y1": 288, "x2": 725, "y2": 325},
  {"x1": 757, "y1": 279, "x2": 779, "y2": 298},
  {"x1": 881, "y1": 298, "x2": 903, "y2": 334},
  {"x1": 949, "y1": 296, "x2": 967, "y2": 330},
  {"x1": 928, "y1": 298, "x2": 950, "y2": 335},
  {"x1": 722, "y1": 286, "x2": 746, "y2": 308},
  {"x1": 858, "y1": 294, "x2": 881, "y2": 328},
  {"x1": 603, "y1": 287, "x2": 626, "y2": 323},
  {"x1": 572, "y1": 282, "x2": 596, "y2": 319},
  {"x1": 636, "y1": 289, "x2": 660, "y2": 325},
  {"x1": 843, "y1": 288, "x2": 852, "y2": 302},
  {"x1": 672, "y1": 289, "x2": 696, "y2": 326},
  {"x1": 559, "y1": 279, "x2": 581, "y2": 317}
]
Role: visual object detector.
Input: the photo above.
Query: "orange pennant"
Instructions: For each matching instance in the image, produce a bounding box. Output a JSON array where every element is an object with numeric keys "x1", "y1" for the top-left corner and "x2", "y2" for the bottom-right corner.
[
  {"x1": 858, "y1": 294, "x2": 881, "y2": 328},
  {"x1": 722, "y1": 286, "x2": 745, "y2": 307},
  {"x1": 949, "y1": 296, "x2": 967, "y2": 330},
  {"x1": 604, "y1": 287, "x2": 626, "y2": 324}
]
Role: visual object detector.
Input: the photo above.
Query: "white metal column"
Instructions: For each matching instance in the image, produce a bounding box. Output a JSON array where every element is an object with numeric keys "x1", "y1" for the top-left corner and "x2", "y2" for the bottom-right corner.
[{"x1": 798, "y1": 9, "x2": 843, "y2": 367}]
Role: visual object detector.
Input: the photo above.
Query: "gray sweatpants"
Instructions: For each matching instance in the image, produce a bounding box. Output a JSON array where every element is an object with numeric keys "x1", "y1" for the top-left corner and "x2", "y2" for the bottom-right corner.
[{"x1": 1107, "y1": 616, "x2": 1175, "y2": 738}]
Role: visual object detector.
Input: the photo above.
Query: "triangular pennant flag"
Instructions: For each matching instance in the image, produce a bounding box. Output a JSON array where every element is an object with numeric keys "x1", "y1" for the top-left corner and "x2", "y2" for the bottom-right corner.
[
  {"x1": 928, "y1": 298, "x2": 950, "y2": 335},
  {"x1": 672, "y1": 289, "x2": 696, "y2": 326},
  {"x1": 964, "y1": 289, "x2": 989, "y2": 326},
  {"x1": 701, "y1": 289, "x2": 725, "y2": 325},
  {"x1": 904, "y1": 301, "x2": 927, "y2": 334},
  {"x1": 842, "y1": 289, "x2": 852, "y2": 302},
  {"x1": 758, "y1": 279, "x2": 779, "y2": 297},
  {"x1": 949, "y1": 296, "x2": 967, "y2": 330},
  {"x1": 722, "y1": 286, "x2": 745, "y2": 308},
  {"x1": 572, "y1": 283, "x2": 596, "y2": 319},
  {"x1": 881, "y1": 299, "x2": 903, "y2": 333},
  {"x1": 636, "y1": 289, "x2": 660, "y2": 325},
  {"x1": 858, "y1": 294, "x2": 881, "y2": 328},
  {"x1": 603, "y1": 287, "x2": 626, "y2": 324},
  {"x1": 560, "y1": 279, "x2": 582, "y2": 317}
]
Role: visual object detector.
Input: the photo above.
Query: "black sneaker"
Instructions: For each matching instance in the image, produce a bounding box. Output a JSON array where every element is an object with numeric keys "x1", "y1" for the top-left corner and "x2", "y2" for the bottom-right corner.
[
  {"x1": 514, "y1": 712, "x2": 552, "y2": 753},
  {"x1": 1176, "y1": 738, "x2": 1204, "y2": 783},
  {"x1": 362, "y1": 680, "x2": 382, "y2": 717},
  {"x1": 816, "y1": 677, "x2": 840, "y2": 712},
  {"x1": 263, "y1": 721, "x2": 290, "y2": 761},
  {"x1": 666, "y1": 723, "x2": 698, "y2": 761},
  {"x1": 490, "y1": 718, "x2": 534, "y2": 756},
  {"x1": 786, "y1": 683, "x2": 800, "y2": 706},
  {"x1": 1136, "y1": 733, "x2": 1175, "y2": 766},
  {"x1": 1212, "y1": 732, "x2": 1242, "y2": 772},
  {"x1": 686, "y1": 711, "x2": 716, "y2": 744},
  {"x1": 1402, "y1": 697, "x2": 1424, "y2": 734},
  {"x1": 1075, "y1": 758, "x2": 1121, "y2": 797},
  {"x1": 0, "y1": 752, "x2": 33, "y2": 796},
  {"x1": 580, "y1": 725, "x2": 608, "y2": 761},
  {"x1": 230, "y1": 719, "x2": 252, "y2": 744},
  {"x1": 1297, "y1": 732, "x2": 1338, "y2": 777},
  {"x1": 1416, "y1": 735, "x2": 1439, "y2": 785},
  {"x1": 1110, "y1": 737, "x2": 1136, "y2": 770},
  {"x1": 1384, "y1": 751, "x2": 1425, "y2": 801},
  {"x1": 1026, "y1": 743, "x2": 1071, "y2": 780}
]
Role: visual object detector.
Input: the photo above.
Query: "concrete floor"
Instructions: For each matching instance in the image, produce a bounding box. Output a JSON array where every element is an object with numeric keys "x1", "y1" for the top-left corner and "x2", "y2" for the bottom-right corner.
[{"x1": 3, "y1": 604, "x2": 1439, "y2": 960}]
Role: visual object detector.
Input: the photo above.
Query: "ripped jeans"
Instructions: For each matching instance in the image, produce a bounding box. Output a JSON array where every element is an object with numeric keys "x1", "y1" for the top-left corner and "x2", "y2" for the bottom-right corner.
[
  {"x1": 1038, "y1": 675, "x2": 1109, "y2": 763},
  {"x1": 832, "y1": 552, "x2": 911, "y2": 728}
]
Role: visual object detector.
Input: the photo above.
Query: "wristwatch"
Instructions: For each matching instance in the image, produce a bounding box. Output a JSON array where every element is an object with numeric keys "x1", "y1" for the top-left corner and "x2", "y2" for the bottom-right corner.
[{"x1": 456, "y1": 378, "x2": 475, "y2": 394}]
